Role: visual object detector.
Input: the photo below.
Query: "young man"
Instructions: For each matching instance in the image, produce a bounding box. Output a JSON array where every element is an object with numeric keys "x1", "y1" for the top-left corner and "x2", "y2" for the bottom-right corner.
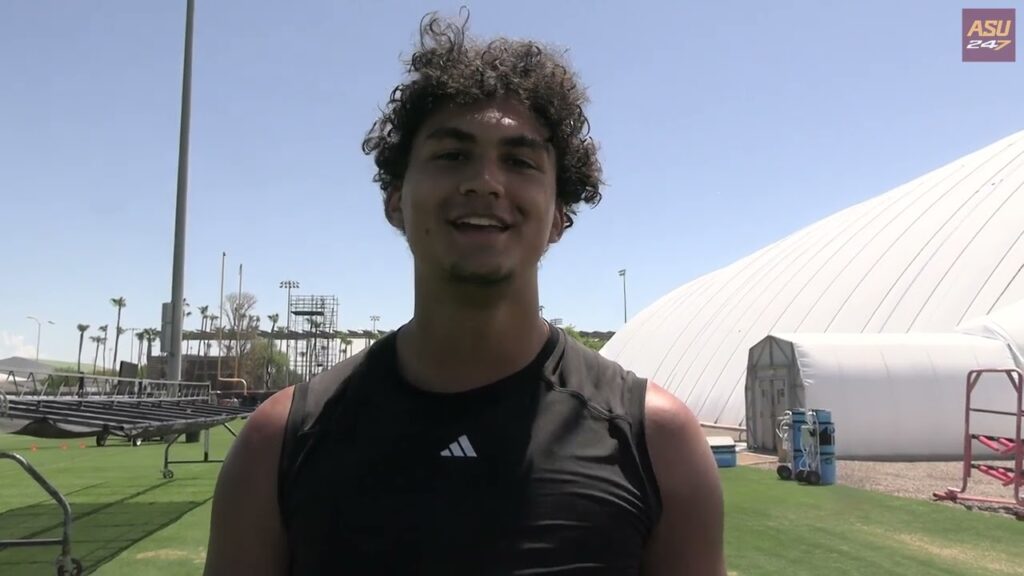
[{"x1": 204, "y1": 11, "x2": 725, "y2": 576}]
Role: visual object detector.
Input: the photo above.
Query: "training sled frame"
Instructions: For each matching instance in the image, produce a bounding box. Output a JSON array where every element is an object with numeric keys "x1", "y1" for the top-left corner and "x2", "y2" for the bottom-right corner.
[
  {"x1": 932, "y1": 368, "x2": 1024, "y2": 519},
  {"x1": 1, "y1": 371, "x2": 255, "y2": 574}
]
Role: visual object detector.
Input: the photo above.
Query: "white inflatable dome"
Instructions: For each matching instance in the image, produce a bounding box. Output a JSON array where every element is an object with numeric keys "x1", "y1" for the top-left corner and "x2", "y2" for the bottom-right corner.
[{"x1": 602, "y1": 129, "x2": 1024, "y2": 430}]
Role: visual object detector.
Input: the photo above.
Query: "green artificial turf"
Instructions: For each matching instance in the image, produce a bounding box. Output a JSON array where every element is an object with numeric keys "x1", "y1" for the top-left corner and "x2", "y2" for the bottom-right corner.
[
  {"x1": 0, "y1": 429, "x2": 227, "y2": 575},
  {"x1": 721, "y1": 466, "x2": 1024, "y2": 575},
  {"x1": 2, "y1": 429, "x2": 1023, "y2": 575}
]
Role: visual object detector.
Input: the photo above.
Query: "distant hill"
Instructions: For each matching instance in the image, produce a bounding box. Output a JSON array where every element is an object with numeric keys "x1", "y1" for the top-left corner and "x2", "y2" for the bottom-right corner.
[{"x1": 40, "y1": 359, "x2": 81, "y2": 371}]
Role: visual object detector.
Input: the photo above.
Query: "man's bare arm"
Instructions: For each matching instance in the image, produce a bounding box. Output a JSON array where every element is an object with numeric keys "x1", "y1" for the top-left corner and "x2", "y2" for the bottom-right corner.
[
  {"x1": 641, "y1": 382, "x2": 727, "y2": 576},
  {"x1": 203, "y1": 386, "x2": 295, "y2": 576}
]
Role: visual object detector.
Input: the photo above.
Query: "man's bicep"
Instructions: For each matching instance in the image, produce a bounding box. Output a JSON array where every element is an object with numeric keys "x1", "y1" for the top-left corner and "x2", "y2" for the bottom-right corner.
[
  {"x1": 203, "y1": 388, "x2": 293, "y2": 576},
  {"x1": 641, "y1": 382, "x2": 727, "y2": 576}
]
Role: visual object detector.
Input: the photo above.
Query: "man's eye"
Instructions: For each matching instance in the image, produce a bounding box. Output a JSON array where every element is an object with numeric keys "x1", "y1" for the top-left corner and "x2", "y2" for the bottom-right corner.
[
  {"x1": 434, "y1": 151, "x2": 466, "y2": 162},
  {"x1": 507, "y1": 157, "x2": 536, "y2": 170}
]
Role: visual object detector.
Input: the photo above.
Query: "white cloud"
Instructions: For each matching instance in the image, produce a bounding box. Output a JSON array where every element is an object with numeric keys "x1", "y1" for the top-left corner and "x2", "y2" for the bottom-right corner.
[{"x1": 0, "y1": 331, "x2": 36, "y2": 359}]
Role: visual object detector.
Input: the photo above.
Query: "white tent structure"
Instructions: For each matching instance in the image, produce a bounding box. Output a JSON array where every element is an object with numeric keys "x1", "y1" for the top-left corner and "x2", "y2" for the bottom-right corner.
[
  {"x1": 956, "y1": 298, "x2": 1024, "y2": 368},
  {"x1": 601, "y1": 129, "x2": 1024, "y2": 434},
  {"x1": 745, "y1": 332, "x2": 1020, "y2": 460}
]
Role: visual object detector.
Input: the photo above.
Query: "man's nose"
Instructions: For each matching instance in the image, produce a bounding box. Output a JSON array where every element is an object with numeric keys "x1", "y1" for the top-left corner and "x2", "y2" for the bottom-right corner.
[{"x1": 458, "y1": 157, "x2": 505, "y2": 198}]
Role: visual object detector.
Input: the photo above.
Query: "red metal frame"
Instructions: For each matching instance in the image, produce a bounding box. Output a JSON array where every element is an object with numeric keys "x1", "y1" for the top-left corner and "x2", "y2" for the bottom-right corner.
[{"x1": 933, "y1": 368, "x2": 1023, "y2": 517}]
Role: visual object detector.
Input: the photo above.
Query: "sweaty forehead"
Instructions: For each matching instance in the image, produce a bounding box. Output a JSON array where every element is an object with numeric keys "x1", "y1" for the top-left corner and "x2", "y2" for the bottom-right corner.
[
  {"x1": 472, "y1": 108, "x2": 520, "y2": 128},
  {"x1": 420, "y1": 98, "x2": 550, "y2": 141}
]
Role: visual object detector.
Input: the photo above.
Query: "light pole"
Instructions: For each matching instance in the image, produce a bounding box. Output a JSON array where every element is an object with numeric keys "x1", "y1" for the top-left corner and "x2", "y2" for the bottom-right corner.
[
  {"x1": 618, "y1": 269, "x2": 627, "y2": 323},
  {"x1": 370, "y1": 315, "x2": 380, "y2": 336},
  {"x1": 126, "y1": 327, "x2": 142, "y2": 367},
  {"x1": 26, "y1": 316, "x2": 54, "y2": 362},
  {"x1": 280, "y1": 280, "x2": 299, "y2": 385},
  {"x1": 167, "y1": 0, "x2": 196, "y2": 382}
]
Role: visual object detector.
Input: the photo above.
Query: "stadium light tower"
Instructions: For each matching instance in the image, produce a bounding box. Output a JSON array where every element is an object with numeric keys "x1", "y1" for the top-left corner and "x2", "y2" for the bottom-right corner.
[
  {"x1": 166, "y1": 0, "x2": 196, "y2": 382},
  {"x1": 280, "y1": 280, "x2": 300, "y2": 386}
]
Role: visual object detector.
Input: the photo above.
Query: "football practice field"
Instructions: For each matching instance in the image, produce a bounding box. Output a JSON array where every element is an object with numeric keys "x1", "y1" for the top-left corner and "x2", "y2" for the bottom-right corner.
[{"x1": 1, "y1": 427, "x2": 1022, "y2": 575}]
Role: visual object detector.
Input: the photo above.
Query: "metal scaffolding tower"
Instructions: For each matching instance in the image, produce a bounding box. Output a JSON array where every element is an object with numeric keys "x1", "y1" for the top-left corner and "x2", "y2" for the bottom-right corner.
[{"x1": 287, "y1": 294, "x2": 340, "y2": 381}]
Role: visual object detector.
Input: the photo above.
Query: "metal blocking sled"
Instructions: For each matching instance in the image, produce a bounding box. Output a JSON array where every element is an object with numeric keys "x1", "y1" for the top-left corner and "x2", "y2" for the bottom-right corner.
[
  {"x1": 0, "y1": 452, "x2": 82, "y2": 575},
  {"x1": 933, "y1": 368, "x2": 1024, "y2": 519}
]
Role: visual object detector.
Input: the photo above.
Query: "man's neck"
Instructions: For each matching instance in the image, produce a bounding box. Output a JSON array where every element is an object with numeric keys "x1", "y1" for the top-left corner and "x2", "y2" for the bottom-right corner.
[{"x1": 396, "y1": 272, "x2": 550, "y2": 394}]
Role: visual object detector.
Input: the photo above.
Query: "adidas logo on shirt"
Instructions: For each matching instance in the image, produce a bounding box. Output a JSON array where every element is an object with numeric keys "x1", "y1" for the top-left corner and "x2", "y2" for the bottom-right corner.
[{"x1": 440, "y1": 434, "x2": 477, "y2": 458}]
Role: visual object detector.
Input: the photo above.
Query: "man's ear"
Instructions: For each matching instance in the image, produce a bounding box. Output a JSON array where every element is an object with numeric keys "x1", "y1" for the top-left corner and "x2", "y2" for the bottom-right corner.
[
  {"x1": 548, "y1": 204, "x2": 567, "y2": 244},
  {"x1": 385, "y1": 186, "x2": 405, "y2": 233}
]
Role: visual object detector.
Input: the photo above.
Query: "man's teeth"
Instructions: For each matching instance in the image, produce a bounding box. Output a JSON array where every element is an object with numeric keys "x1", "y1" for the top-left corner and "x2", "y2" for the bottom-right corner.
[{"x1": 457, "y1": 217, "x2": 503, "y2": 227}]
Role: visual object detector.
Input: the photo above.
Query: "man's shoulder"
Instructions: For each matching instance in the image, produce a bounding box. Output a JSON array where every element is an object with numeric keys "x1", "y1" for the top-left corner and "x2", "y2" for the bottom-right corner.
[
  {"x1": 640, "y1": 381, "x2": 727, "y2": 574},
  {"x1": 551, "y1": 332, "x2": 649, "y2": 420},
  {"x1": 556, "y1": 333, "x2": 640, "y2": 382}
]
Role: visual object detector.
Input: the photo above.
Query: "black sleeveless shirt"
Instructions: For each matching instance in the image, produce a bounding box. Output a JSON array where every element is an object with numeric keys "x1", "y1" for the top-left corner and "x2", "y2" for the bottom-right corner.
[{"x1": 277, "y1": 325, "x2": 662, "y2": 575}]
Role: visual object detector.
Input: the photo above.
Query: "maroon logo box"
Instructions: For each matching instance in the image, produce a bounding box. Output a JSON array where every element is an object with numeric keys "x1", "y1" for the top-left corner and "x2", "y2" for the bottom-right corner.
[{"x1": 963, "y1": 9, "x2": 1015, "y2": 62}]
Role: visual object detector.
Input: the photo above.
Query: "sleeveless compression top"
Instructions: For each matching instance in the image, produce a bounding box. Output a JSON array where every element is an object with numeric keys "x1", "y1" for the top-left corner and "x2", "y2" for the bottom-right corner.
[{"x1": 277, "y1": 324, "x2": 662, "y2": 575}]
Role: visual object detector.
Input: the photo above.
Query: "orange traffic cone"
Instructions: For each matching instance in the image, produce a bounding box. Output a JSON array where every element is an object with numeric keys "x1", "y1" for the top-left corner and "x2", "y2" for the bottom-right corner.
[
  {"x1": 61, "y1": 443, "x2": 68, "y2": 451},
  {"x1": 30, "y1": 444, "x2": 37, "y2": 452}
]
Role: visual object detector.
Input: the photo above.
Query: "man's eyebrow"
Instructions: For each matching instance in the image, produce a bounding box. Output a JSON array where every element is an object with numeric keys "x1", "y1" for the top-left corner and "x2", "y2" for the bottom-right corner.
[
  {"x1": 424, "y1": 126, "x2": 551, "y2": 152},
  {"x1": 500, "y1": 134, "x2": 551, "y2": 152},
  {"x1": 424, "y1": 126, "x2": 476, "y2": 143}
]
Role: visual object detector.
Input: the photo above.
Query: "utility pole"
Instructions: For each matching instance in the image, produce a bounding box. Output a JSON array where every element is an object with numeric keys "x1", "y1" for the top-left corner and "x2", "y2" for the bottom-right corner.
[
  {"x1": 618, "y1": 268, "x2": 627, "y2": 323},
  {"x1": 26, "y1": 316, "x2": 54, "y2": 362},
  {"x1": 370, "y1": 315, "x2": 380, "y2": 336},
  {"x1": 167, "y1": 0, "x2": 196, "y2": 382}
]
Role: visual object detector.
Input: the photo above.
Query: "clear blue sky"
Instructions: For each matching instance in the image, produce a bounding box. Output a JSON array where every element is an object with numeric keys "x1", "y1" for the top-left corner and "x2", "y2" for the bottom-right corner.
[{"x1": 2, "y1": 0, "x2": 1022, "y2": 364}]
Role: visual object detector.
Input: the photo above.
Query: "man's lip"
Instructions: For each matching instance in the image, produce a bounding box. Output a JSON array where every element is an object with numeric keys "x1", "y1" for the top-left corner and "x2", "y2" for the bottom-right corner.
[{"x1": 448, "y1": 217, "x2": 512, "y2": 229}]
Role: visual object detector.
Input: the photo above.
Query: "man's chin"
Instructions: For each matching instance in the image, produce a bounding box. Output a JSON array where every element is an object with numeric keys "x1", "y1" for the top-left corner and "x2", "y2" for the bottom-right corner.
[{"x1": 445, "y1": 262, "x2": 514, "y2": 286}]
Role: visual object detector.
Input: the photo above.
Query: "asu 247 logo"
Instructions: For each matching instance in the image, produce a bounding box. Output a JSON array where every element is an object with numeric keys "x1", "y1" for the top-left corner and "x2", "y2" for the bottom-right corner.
[{"x1": 962, "y1": 9, "x2": 1015, "y2": 62}]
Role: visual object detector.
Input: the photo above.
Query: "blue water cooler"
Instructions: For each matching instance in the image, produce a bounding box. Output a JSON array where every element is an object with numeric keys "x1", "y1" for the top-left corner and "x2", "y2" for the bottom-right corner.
[
  {"x1": 789, "y1": 409, "x2": 807, "y2": 481},
  {"x1": 813, "y1": 409, "x2": 837, "y2": 486}
]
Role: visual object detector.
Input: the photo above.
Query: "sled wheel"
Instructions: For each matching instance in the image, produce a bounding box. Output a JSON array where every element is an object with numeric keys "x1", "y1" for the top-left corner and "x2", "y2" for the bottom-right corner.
[{"x1": 57, "y1": 558, "x2": 83, "y2": 576}]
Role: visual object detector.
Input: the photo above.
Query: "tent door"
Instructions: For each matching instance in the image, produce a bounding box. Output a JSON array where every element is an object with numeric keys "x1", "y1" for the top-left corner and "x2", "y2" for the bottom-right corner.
[{"x1": 754, "y1": 377, "x2": 788, "y2": 452}]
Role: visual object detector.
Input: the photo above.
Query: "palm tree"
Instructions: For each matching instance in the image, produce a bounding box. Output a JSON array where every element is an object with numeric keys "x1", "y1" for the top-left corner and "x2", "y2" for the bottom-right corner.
[
  {"x1": 97, "y1": 325, "x2": 109, "y2": 372},
  {"x1": 143, "y1": 329, "x2": 158, "y2": 367},
  {"x1": 110, "y1": 297, "x2": 126, "y2": 373},
  {"x1": 90, "y1": 335, "x2": 103, "y2": 374},
  {"x1": 76, "y1": 324, "x2": 90, "y2": 372},
  {"x1": 183, "y1": 299, "x2": 192, "y2": 355},
  {"x1": 266, "y1": 314, "x2": 280, "y2": 389},
  {"x1": 136, "y1": 330, "x2": 146, "y2": 368},
  {"x1": 206, "y1": 314, "x2": 219, "y2": 356},
  {"x1": 198, "y1": 305, "x2": 210, "y2": 357}
]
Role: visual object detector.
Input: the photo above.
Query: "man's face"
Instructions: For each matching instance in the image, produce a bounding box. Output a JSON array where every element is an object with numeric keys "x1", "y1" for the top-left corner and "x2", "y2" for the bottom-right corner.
[{"x1": 387, "y1": 97, "x2": 564, "y2": 286}]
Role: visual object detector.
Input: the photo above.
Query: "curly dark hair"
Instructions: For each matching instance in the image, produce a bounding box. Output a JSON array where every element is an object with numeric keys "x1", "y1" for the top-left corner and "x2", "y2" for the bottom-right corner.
[{"x1": 361, "y1": 8, "x2": 603, "y2": 230}]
